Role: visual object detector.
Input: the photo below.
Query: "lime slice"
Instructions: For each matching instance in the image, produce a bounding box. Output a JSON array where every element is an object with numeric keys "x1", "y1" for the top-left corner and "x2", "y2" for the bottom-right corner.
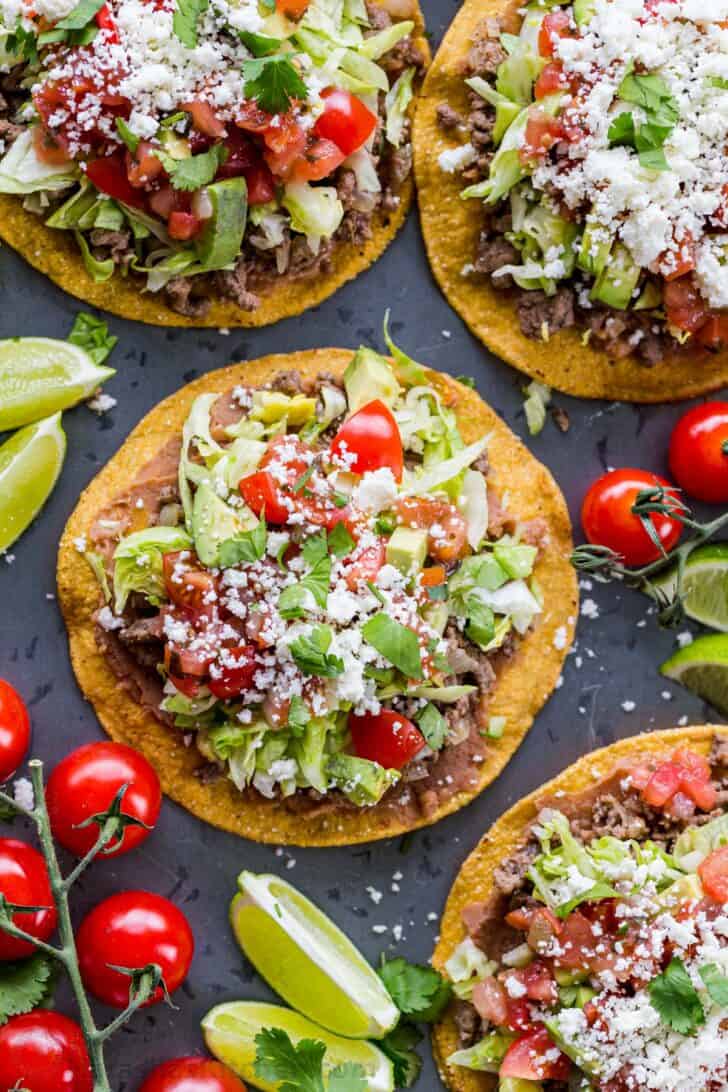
[
  {"x1": 202, "y1": 1001, "x2": 394, "y2": 1092},
  {"x1": 230, "y1": 872, "x2": 399, "y2": 1039},
  {"x1": 661, "y1": 633, "x2": 728, "y2": 715},
  {"x1": 652, "y1": 543, "x2": 728, "y2": 632},
  {"x1": 0, "y1": 413, "x2": 66, "y2": 552},
  {"x1": 0, "y1": 338, "x2": 115, "y2": 431}
]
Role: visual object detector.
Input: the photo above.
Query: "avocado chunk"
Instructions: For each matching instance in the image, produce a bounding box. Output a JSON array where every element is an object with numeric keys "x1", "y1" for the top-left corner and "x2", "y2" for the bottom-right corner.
[
  {"x1": 326, "y1": 754, "x2": 399, "y2": 805},
  {"x1": 192, "y1": 481, "x2": 249, "y2": 567},
  {"x1": 195, "y1": 177, "x2": 248, "y2": 269},
  {"x1": 590, "y1": 243, "x2": 641, "y2": 309},
  {"x1": 573, "y1": 0, "x2": 596, "y2": 23},
  {"x1": 544, "y1": 1017, "x2": 600, "y2": 1079},
  {"x1": 577, "y1": 221, "x2": 612, "y2": 277},
  {"x1": 386, "y1": 526, "x2": 428, "y2": 576},
  {"x1": 423, "y1": 601, "x2": 449, "y2": 635},
  {"x1": 498, "y1": 1080, "x2": 544, "y2": 1092},
  {"x1": 633, "y1": 279, "x2": 662, "y2": 311},
  {"x1": 343, "y1": 347, "x2": 401, "y2": 413}
]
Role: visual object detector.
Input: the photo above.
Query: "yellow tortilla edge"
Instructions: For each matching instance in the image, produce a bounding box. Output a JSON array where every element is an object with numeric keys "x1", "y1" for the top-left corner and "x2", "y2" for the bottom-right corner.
[
  {"x1": 412, "y1": 0, "x2": 728, "y2": 402},
  {"x1": 57, "y1": 348, "x2": 577, "y2": 846},
  {"x1": 0, "y1": 3, "x2": 429, "y2": 329},
  {"x1": 431, "y1": 723, "x2": 727, "y2": 1091}
]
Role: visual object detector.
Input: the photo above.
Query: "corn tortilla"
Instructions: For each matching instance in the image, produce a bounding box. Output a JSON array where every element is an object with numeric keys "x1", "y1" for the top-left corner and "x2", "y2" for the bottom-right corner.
[
  {"x1": 431, "y1": 724, "x2": 726, "y2": 1091},
  {"x1": 58, "y1": 349, "x2": 577, "y2": 846},
  {"x1": 0, "y1": 2, "x2": 429, "y2": 329},
  {"x1": 413, "y1": 0, "x2": 728, "y2": 402}
]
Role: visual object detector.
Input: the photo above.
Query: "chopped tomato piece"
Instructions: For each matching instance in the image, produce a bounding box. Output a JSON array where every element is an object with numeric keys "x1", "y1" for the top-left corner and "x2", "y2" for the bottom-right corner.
[
  {"x1": 538, "y1": 11, "x2": 572, "y2": 56},
  {"x1": 238, "y1": 471, "x2": 291, "y2": 524},
  {"x1": 520, "y1": 109, "x2": 565, "y2": 159},
  {"x1": 260, "y1": 434, "x2": 313, "y2": 486},
  {"x1": 534, "y1": 62, "x2": 568, "y2": 100},
  {"x1": 342, "y1": 540, "x2": 386, "y2": 590},
  {"x1": 207, "y1": 646, "x2": 259, "y2": 699},
  {"x1": 86, "y1": 154, "x2": 146, "y2": 208},
  {"x1": 505, "y1": 998, "x2": 534, "y2": 1033},
  {"x1": 263, "y1": 114, "x2": 307, "y2": 178},
  {"x1": 330, "y1": 399, "x2": 404, "y2": 482},
  {"x1": 660, "y1": 232, "x2": 696, "y2": 281},
  {"x1": 348, "y1": 709, "x2": 425, "y2": 770},
  {"x1": 552, "y1": 911, "x2": 597, "y2": 970},
  {"x1": 167, "y1": 673, "x2": 200, "y2": 698},
  {"x1": 290, "y1": 137, "x2": 346, "y2": 182},
  {"x1": 472, "y1": 976, "x2": 509, "y2": 1026},
  {"x1": 245, "y1": 162, "x2": 277, "y2": 204},
  {"x1": 698, "y1": 845, "x2": 728, "y2": 902},
  {"x1": 664, "y1": 276, "x2": 709, "y2": 334},
  {"x1": 394, "y1": 497, "x2": 469, "y2": 563},
  {"x1": 313, "y1": 88, "x2": 377, "y2": 156},
  {"x1": 500, "y1": 1026, "x2": 571, "y2": 1081},
  {"x1": 276, "y1": 0, "x2": 310, "y2": 14},
  {"x1": 32, "y1": 125, "x2": 70, "y2": 166},
  {"x1": 182, "y1": 100, "x2": 226, "y2": 139},
  {"x1": 696, "y1": 313, "x2": 728, "y2": 349},
  {"x1": 420, "y1": 565, "x2": 446, "y2": 587},
  {"x1": 235, "y1": 100, "x2": 271, "y2": 132},
  {"x1": 521, "y1": 961, "x2": 559, "y2": 1005},
  {"x1": 95, "y1": 4, "x2": 119, "y2": 41},
  {"x1": 527, "y1": 907, "x2": 563, "y2": 952},
  {"x1": 162, "y1": 552, "x2": 217, "y2": 614},
  {"x1": 642, "y1": 761, "x2": 681, "y2": 807},
  {"x1": 672, "y1": 747, "x2": 718, "y2": 810},
  {"x1": 126, "y1": 141, "x2": 165, "y2": 188},
  {"x1": 168, "y1": 211, "x2": 203, "y2": 241}
]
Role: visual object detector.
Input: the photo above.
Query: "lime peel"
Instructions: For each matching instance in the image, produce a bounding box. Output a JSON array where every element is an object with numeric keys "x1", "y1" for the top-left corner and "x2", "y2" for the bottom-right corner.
[
  {"x1": 0, "y1": 337, "x2": 115, "y2": 431},
  {"x1": 661, "y1": 633, "x2": 728, "y2": 715}
]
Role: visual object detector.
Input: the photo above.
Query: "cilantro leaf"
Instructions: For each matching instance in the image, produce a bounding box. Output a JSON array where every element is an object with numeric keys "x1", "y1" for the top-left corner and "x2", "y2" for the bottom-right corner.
[
  {"x1": 302, "y1": 531, "x2": 328, "y2": 566},
  {"x1": 243, "y1": 54, "x2": 307, "y2": 116},
  {"x1": 328, "y1": 522, "x2": 355, "y2": 558},
  {"x1": 173, "y1": 0, "x2": 208, "y2": 47},
  {"x1": 699, "y1": 962, "x2": 728, "y2": 1006},
  {"x1": 379, "y1": 1023, "x2": 423, "y2": 1088},
  {"x1": 254, "y1": 1029, "x2": 325, "y2": 1092},
  {"x1": 155, "y1": 144, "x2": 227, "y2": 192},
  {"x1": 219, "y1": 517, "x2": 267, "y2": 567},
  {"x1": 378, "y1": 957, "x2": 452, "y2": 1022},
  {"x1": 289, "y1": 624, "x2": 344, "y2": 678},
  {"x1": 239, "y1": 29, "x2": 282, "y2": 56},
  {"x1": 328, "y1": 1063, "x2": 367, "y2": 1092},
  {"x1": 279, "y1": 555, "x2": 331, "y2": 617},
  {"x1": 455, "y1": 374, "x2": 476, "y2": 389},
  {"x1": 55, "y1": 0, "x2": 105, "y2": 29},
  {"x1": 609, "y1": 72, "x2": 678, "y2": 171},
  {"x1": 115, "y1": 117, "x2": 140, "y2": 155},
  {"x1": 607, "y1": 110, "x2": 635, "y2": 147},
  {"x1": 361, "y1": 615, "x2": 423, "y2": 680},
  {"x1": 618, "y1": 72, "x2": 678, "y2": 125},
  {"x1": 68, "y1": 312, "x2": 117, "y2": 366},
  {"x1": 0, "y1": 954, "x2": 58, "y2": 1025},
  {"x1": 6, "y1": 22, "x2": 38, "y2": 65},
  {"x1": 649, "y1": 957, "x2": 705, "y2": 1034},
  {"x1": 416, "y1": 702, "x2": 448, "y2": 751}
]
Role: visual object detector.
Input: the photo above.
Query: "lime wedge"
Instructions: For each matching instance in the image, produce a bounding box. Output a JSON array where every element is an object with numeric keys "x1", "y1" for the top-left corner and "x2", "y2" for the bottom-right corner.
[
  {"x1": 661, "y1": 633, "x2": 728, "y2": 715},
  {"x1": 202, "y1": 1001, "x2": 394, "y2": 1092},
  {"x1": 0, "y1": 413, "x2": 66, "y2": 552},
  {"x1": 0, "y1": 338, "x2": 115, "y2": 430},
  {"x1": 230, "y1": 872, "x2": 399, "y2": 1039}
]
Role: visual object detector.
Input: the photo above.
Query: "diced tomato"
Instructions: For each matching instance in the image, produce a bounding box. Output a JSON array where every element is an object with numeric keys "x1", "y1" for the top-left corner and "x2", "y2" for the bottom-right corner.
[
  {"x1": 207, "y1": 646, "x2": 259, "y2": 699},
  {"x1": 698, "y1": 845, "x2": 728, "y2": 902},
  {"x1": 348, "y1": 709, "x2": 425, "y2": 769},
  {"x1": 664, "y1": 275, "x2": 709, "y2": 334},
  {"x1": 182, "y1": 100, "x2": 226, "y2": 139},
  {"x1": 394, "y1": 497, "x2": 469, "y2": 563},
  {"x1": 238, "y1": 471, "x2": 291, "y2": 524},
  {"x1": 324, "y1": 505, "x2": 368, "y2": 540},
  {"x1": 673, "y1": 746, "x2": 711, "y2": 781},
  {"x1": 673, "y1": 747, "x2": 718, "y2": 810},
  {"x1": 660, "y1": 232, "x2": 696, "y2": 281},
  {"x1": 126, "y1": 141, "x2": 165, "y2": 188},
  {"x1": 472, "y1": 976, "x2": 509, "y2": 1026},
  {"x1": 664, "y1": 791, "x2": 696, "y2": 820},
  {"x1": 534, "y1": 62, "x2": 568, "y2": 100},
  {"x1": 167, "y1": 674, "x2": 201, "y2": 699},
  {"x1": 521, "y1": 961, "x2": 559, "y2": 1005},
  {"x1": 168, "y1": 211, "x2": 203, "y2": 240},
  {"x1": 86, "y1": 154, "x2": 146, "y2": 208},
  {"x1": 696, "y1": 313, "x2": 728, "y2": 349},
  {"x1": 313, "y1": 88, "x2": 377, "y2": 156},
  {"x1": 262, "y1": 693, "x2": 290, "y2": 728},
  {"x1": 505, "y1": 999, "x2": 534, "y2": 1033},
  {"x1": 330, "y1": 400, "x2": 404, "y2": 482},
  {"x1": 263, "y1": 114, "x2": 307, "y2": 178},
  {"x1": 260, "y1": 435, "x2": 312, "y2": 486},
  {"x1": 628, "y1": 763, "x2": 653, "y2": 791},
  {"x1": 162, "y1": 552, "x2": 217, "y2": 613},
  {"x1": 526, "y1": 907, "x2": 563, "y2": 952},
  {"x1": 500, "y1": 1027, "x2": 571, "y2": 1082},
  {"x1": 32, "y1": 125, "x2": 70, "y2": 167},
  {"x1": 552, "y1": 911, "x2": 597, "y2": 971},
  {"x1": 520, "y1": 109, "x2": 565, "y2": 159},
  {"x1": 290, "y1": 137, "x2": 346, "y2": 182},
  {"x1": 95, "y1": 3, "x2": 119, "y2": 41},
  {"x1": 276, "y1": 0, "x2": 310, "y2": 16},
  {"x1": 538, "y1": 11, "x2": 572, "y2": 56},
  {"x1": 245, "y1": 162, "x2": 276, "y2": 204},
  {"x1": 642, "y1": 761, "x2": 681, "y2": 807},
  {"x1": 235, "y1": 101, "x2": 271, "y2": 133},
  {"x1": 342, "y1": 540, "x2": 386, "y2": 590},
  {"x1": 171, "y1": 646, "x2": 215, "y2": 677},
  {"x1": 217, "y1": 131, "x2": 277, "y2": 204},
  {"x1": 420, "y1": 565, "x2": 446, "y2": 587},
  {"x1": 148, "y1": 185, "x2": 179, "y2": 219}
]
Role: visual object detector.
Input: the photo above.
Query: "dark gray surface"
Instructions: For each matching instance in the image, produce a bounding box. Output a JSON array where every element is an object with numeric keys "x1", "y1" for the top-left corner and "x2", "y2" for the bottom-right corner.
[{"x1": 0, "y1": 1, "x2": 724, "y2": 1084}]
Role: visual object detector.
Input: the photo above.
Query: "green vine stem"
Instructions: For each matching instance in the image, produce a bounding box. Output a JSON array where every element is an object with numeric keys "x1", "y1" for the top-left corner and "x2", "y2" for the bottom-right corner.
[{"x1": 0, "y1": 760, "x2": 161, "y2": 1092}]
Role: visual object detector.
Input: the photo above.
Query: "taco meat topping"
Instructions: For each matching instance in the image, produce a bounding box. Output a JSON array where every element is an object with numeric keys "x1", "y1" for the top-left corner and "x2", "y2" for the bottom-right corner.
[
  {"x1": 80, "y1": 343, "x2": 551, "y2": 818},
  {"x1": 438, "y1": 0, "x2": 728, "y2": 363},
  {"x1": 442, "y1": 734, "x2": 728, "y2": 1090}
]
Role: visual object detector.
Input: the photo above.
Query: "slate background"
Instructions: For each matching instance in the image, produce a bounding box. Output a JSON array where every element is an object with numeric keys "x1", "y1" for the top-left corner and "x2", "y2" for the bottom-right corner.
[{"x1": 0, "y1": 0, "x2": 723, "y2": 1084}]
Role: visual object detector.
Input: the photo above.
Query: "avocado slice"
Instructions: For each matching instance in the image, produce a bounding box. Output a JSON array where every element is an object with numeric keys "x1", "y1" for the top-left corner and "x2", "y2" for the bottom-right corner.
[
  {"x1": 386, "y1": 527, "x2": 428, "y2": 576},
  {"x1": 192, "y1": 481, "x2": 250, "y2": 567},
  {"x1": 633, "y1": 279, "x2": 662, "y2": 311},
  {"x1": 573, "y1": 0, "x2": 596, "y2": 24},
  {"x1": 195, "y1": 177, "x2": 248, "y2": 269},
  {"x1": 343, "y1": 347, "x2": 401, "y2": 413},
  {"x1": 326, "y1": 754, "x2": 399, "y2": 805},
  {"x1": 544, "y1": 1016, "x2": 601, "y2": 1079},
  {"x1": 590, "y1": 243, "x2": 641, "y2": 309},
  {"x1": 577, "y1": 221, "x2": 612, "y2": 278}
]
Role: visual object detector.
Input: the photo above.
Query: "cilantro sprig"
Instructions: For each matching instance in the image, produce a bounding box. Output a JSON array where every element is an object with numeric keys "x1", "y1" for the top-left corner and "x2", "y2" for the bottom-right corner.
[
  {"x1": 173, "y1": 0, "x2": 208, "y2": 48},
  {"x1": 649, "y1": 957, "x2": 705, "y2": 1034},
  {"x1": 361, "y1": 615, "x2": 423, "y2": 680},
  {"x1": 254, "y1": 1028, "x2": 366, "y2": 1092},
  {"x1": 0, "y1": 953, "x2": 57, "y2": 1025},
  {"x1": 289, "y1": 624, "x2": 344, "y2": 678},
  {"x1": 378, "y1": 957, "x2": 452, "y2": 1023},
  {"x1": 243, "y1": 53, "x2": 307, "y2": 116},
  {"x1": 219, "y1": 517, "x2": 267, "y2": 567},
  {"x1": 155, "y1": 144, "x2": 227, "y2": 192},
  {"x1": 608, "y1": 72, "x2": 679, "y2": 172},
  {"x1": 68, "y1": 312, "x2": 117, "y2": 366}
]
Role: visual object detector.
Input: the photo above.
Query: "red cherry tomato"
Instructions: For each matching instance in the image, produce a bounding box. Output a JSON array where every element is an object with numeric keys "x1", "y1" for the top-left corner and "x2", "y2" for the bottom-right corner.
[
  {"x1": 0, "y1": 838, "x2": 57, "y2": 961},
  {"x1": 238, "y1": 471, "x2": 291, "y2": 523},
  {"x1": 342, "y1": 540, "x2": 386, "y2": 590},
  {"x1": 86, "y1": 153, "x2": 146, "y2": 208},
  {"x1": 0, "y1": 1011, "x2": 92, "y2": 1092},
  {"x1": 207, "y1": 646, "x2": 259, "y2": 699},
  {"x1": 668, "y1": 401, "x2": 728, "y2": 504},
  {"x1": 262, "y1": 115, "x2": 307, "y2": 178},
  {"x1": 289, "y1": 136, "x2": 346, "y2": 182},
  {"x1": 313, "y1": 88, "x2": 377, "y2": 155},
  {"x1": 168, "y1": 211, "x2": 204, "y2": 240},
  {"x1": 163, "y1": 552, "x2": 218, "y2": 613},
  {"x1": 45, "y1": 742, "x2": 161, "y2": 858},
  {"x1": 581, "y1": 468, "x2": 683, "y2": 567},
  {"x1": 330, "y1": 400, "x2": 404, "y2": 482},
  {"x1": 698, "y1": 845, "x2": 728, "y2": 902},
  {"x1": 139, "y1": 1056, "x2": 247, "y2": 1092},
  {"x1": 521, "y1": 108, "x2": 565, "y2": 155},
  {"x1": 538, "y1": 10, "x2": 572, "y2": 55},
  {"x1": 663, "y1": 276, "x2": 709, "y2": 334},
  {"x1": 348, "y1": 709, "x2": 425, "y2": 770},
  {"x1": 500, "y1": 1026, "x2": 571, "y2": 1081},
  {"x1": 0, "y1": 679, "x2": 30, "y2": 782},
  {"x1": 77, "y1": 891, "x2": 194, "y2": 1008}
]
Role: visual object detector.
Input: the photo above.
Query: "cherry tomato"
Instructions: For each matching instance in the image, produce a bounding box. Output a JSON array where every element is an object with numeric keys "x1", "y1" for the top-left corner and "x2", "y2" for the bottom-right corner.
[
  {"x1": 182, "y1": 100, "x2": 226, "y2": 139},
  {"x1": 140, "y1": 1057, "x2": 247, "y2": 1092},
  {"x1": 238, "y1": 471, "x2": 291, "y2": 523},
  {"x1": 538, "y1": 10, "x2": 572, "y2": 55},
  {"x1": 290, "y1": 136, "x2": 346, "y2": 182},
  {"x1": 32, "y1": 124, "x2": 71, "y2": 166},
  {"x1": 168, "y1": 211, "x2": 204, "y2": 240},
  {"x1": 262, "y1": 115, "x2": 307, "y2": 177},
  {"x1": 207, "y1": 646, "x2": 259, "y2": 699},
  {"x1": 521, "y1": 109, "x2": 565, "y2": 158},
  {"x1": 0, "y1": 839, "x2": 57, "y2": 961},
  {"x1": 45, "y1": 742, "x2": 161, "y2": 859},
  {"x1": 313, "y1": 88, "x2": 377, "y2": 155},
  {"x1": 0, "y1": 1011, "x2": 92, "y2": 1092},
  {"x1": 698, "y1": 845, "x2": 728, "y2": 902},
  {"x1": 86, "y1": 154, "x2": 146, "y2": 208},
  {"x1": 668, "y1": 402, "x2": 728, "y2": 503},
  {"x1": 260, "y1": 434, "x2": 312, "y2": 485},
  {"x1": 342, "y1": 540, "x2": 386, "y2": 590},
  {"x1": 664, "y1": 275, "x2": 709, "y2": 334},
  {"x1": 0, "y1": 679, "x2": 30, "y2": 782},
  {"x1": 77, "y1": 891, "x2": 194, "y2": 1008},
  {"x1": 500, "y1": 1026, "x2": 571, "y2": 1081},
  {"x1": 581, "y1": 468, "x2": 683, "y2": 567},
  {"x1": 163, "y1": 552, "x2": 218, "y2": 613},
  {"x1": 348, "y1": 709, "x2": 425, "y2": 769},
  {"x1": 126, "y1": 141, "x2": 165, "y2": 188},
  {"x1": 330, "y1": 400, "x2": 404, "y2": 482}
]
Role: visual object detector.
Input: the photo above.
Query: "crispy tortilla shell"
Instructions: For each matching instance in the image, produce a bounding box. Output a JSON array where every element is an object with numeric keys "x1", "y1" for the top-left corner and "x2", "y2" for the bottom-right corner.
[
  {"x1": 58, "y1": 349, "x2": 577, "y2": 846},
  {"x1": 431, "y1": 724, "x2": 725, "y2": 1091},
  {"x1": 0, "y1": 2, "x2": 428, "y2": 329},
  {"x1": 413, "y1": 0, "x2": 728, "y2": 401}
]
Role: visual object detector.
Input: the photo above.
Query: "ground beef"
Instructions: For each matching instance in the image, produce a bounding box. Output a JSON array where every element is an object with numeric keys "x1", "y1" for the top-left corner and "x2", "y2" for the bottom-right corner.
[
  {"x1": 453, "y1": 1000, "x2": 481, "y2": 1048},
  {"x1": 164, "y1": 276, "x2": 211, "y2": 319},
  {"x1": 436, "y1": 103, "x2": 464, "y2": 131},
  {"x1": 486, "y1": 489, "x2": 516, "y2": 538},
  {"x1": 474, "y1": 234, "x2": 519, "y2": 276},
  {"x1": 472, "y1": 451, "x2": 490, "y2": 476},
  {"x1": 335, "y1": 209, "x2": 373, "y2": 247},
  {"x1": 445, "y1": 622, "x2": 497, "y2": 694},
  {"x1": 493, "y1": 842, "x2": 539, "y2": 895},
  {"x1": 710, "y1": 734, "x2": 728, "y2": 771},
  {"x1": 365, "y1": 0, "x2": 391, "y2": 31},
  {"x1": 269, "y1": 370, "x2": 305, "y2": 396},
  {"x1": 118, "y1": 616, "x2": 164, "y2": 644},
  {"x1": 463, "y1": 19, "x2": 507, "y2": 77},
  {"x1": 384, "y1": 142, "x2": 413, "y2": 191},
  {"x1": 90, "y1": 229, "x2": 134, "y2": 268},
  {"x1": 0, "y1": 117, "x2": 22, "y2": 146},
  {"x1": 637, "y1": 332, "x2": 667, "y2": 365},
  {"x1": 215, "y1": 261, "x2": 261, "y2": 312},
  {"x1": 380, "y1": 37, "x2": 426, "y2": 80},
  {"x1": 517, "y1": 287, "x2": 576, "y2": 340}
]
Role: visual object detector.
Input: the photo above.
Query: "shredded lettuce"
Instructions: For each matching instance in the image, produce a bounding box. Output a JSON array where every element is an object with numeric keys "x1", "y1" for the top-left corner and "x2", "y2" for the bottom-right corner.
[
  {"x1": 113, "y1": 526, "x2": 192, "y2": 613},
  {"x1": 458, "y1": 468, "x2": 489, "y2": 550},
  {"x1": 674, "y1": 812, "x2": 728, "y2": 873},
  {"x1": 448, "y1": 1031, "x2": 515, "y2": 1073},
  {"x1": 444, "y1": 937, "x2": 497, "y2": 1001},
  {"x1": 178, "y1": 393, "x2": 223, "y2": 528},
  {"x1": 470, "y1": 578, "x2": 542, "y2": 634},
  {"x1": 385, "y1": 66, "x2": 415, "y2": 146},
  {"x1": 400, "y1": 437, "x2": 489, "y2": 497},
  {"x1": 0, "y1": 129, "x2": 78, "y2": 195},
  {"x1": 282, "y1": 180, "x2": 344, "y2": 246}
]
